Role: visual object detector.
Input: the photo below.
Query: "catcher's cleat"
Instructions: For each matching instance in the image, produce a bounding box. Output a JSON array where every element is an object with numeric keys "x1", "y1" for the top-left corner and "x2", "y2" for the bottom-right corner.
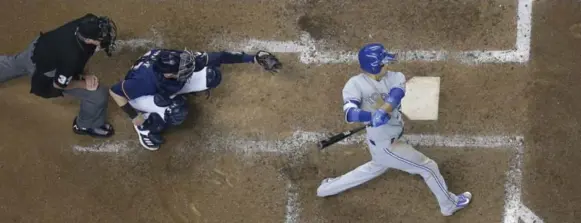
[{"x1": 133, "y1": 124, "x2": 163, "y2": 151}]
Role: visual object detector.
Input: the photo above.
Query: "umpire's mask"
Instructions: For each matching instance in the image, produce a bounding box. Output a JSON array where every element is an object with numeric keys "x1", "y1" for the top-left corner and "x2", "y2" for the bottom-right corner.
[{"x1": 76, "y1": 15, "x2": 118, "y2": 57}]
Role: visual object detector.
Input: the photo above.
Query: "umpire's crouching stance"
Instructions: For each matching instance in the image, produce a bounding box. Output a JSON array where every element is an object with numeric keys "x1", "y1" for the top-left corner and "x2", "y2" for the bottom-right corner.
[{"x1": 0, "y1": 13, "x2": 118, "y2": 137}]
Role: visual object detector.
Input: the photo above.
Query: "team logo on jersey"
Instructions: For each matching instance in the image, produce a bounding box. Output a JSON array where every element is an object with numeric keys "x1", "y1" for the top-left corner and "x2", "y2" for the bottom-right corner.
[{"x1": 365, "y1": 92, "x2": 389, "y2": 109}]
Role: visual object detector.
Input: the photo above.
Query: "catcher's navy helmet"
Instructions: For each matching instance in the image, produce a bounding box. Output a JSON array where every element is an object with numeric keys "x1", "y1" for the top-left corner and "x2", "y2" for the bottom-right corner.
[
  {"x1": 153, "y1": 49, "x2": 196, "y2": 82},
  {"x1": 358, "y1": 43, "x2": 396, "y2": 75}
]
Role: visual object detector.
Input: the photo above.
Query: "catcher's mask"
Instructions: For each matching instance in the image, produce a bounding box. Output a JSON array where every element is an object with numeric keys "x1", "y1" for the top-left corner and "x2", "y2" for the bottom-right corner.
[
  {"x1": 176, "y1": 50, "x2": 196, "y2": 82},
  {"x1": 76, "y1": 15, "x2": 118, "y2": 57},
  {"x1": 154, "y1": 49, "x2": 197, "y2": 82}
]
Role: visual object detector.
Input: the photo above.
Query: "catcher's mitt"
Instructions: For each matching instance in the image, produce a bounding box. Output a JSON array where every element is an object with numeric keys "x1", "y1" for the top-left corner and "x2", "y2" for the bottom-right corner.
[{"x1": 255, "y1": 50, "x2": 282, "y2": 73}]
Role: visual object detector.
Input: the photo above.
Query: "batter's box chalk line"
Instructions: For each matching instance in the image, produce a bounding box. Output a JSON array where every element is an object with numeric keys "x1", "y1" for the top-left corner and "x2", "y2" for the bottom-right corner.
[
  {"x1": 72, "y1": 0, "x2": 537, "y2": 220},
  {"x1": 113, "y1": 27, "x2": 165, "y2": 52},
  {"x1": 108, "y1": 0, "x2": 531, "y2": 65},
  {"x1": 73, "y1": 131, "x2": 542, "y2": 223},
  {"x1": 72, "y1": 140, "x2": 133, "y2": 153},
  {"x1": 210, "y1": 0, "x2": 532, "y2": 65},
  {"x1": 285, "y1": 180, "x2": 300, "y2": 223}
]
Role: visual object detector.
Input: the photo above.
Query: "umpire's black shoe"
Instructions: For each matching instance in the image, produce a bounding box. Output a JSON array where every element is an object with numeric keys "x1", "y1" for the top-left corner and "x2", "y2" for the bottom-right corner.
[{"x1": 72, "y1": 117, "x2": 114, "y2": 138}]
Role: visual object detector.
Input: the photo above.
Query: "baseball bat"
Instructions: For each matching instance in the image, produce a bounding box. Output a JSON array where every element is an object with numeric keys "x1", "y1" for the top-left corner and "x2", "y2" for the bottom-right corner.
[{"x1": 318, "y1": 125, "x2": 366, "y2": 150}]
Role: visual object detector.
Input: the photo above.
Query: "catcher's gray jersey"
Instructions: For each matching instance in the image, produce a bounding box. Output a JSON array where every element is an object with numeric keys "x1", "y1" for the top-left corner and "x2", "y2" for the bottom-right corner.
[{"x1": 342, "y1": 71, "x2": 406, "y2": 142}]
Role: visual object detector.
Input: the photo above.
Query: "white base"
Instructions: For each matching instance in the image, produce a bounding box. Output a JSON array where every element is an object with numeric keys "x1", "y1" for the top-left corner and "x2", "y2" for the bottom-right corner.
[{"x1": 401, "y1": 76, "x2": 441, "y2": 120}]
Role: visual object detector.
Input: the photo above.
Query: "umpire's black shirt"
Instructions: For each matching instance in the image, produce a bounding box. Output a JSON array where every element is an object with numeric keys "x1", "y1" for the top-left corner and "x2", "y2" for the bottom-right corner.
[{"x1": 30, "y1": 14, "x2": 97, "y2": 98}]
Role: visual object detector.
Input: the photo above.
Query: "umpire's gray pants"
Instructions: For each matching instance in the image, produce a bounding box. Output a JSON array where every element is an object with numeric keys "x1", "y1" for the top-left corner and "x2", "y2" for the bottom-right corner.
[{"x1": 0, "y1": 37, "x2": 109, "y2": 129}]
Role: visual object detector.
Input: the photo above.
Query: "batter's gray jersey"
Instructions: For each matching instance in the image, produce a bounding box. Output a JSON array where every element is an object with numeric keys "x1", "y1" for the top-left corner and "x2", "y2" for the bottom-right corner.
[
  {"x1": 320, "y1": 71, "x2": 466, "y2": 216},
  {"x1": 342, "y1": 71, "x2": 406, "y2": 142}
]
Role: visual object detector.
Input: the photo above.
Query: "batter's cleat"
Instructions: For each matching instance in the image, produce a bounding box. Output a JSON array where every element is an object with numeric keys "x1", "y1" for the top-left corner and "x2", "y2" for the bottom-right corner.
[
  {"x1": 133, "y1": 125, "x2": 162, "y2": 151},
  {"x1": 442, "y1": 192, "x2": 472, "y2": 216},
  {"x1": 316, "y1": 177, "x2": 342, "y2": 197},
  {"x1": 72, "y1": 117, "x2": 114, "y2": 138}
]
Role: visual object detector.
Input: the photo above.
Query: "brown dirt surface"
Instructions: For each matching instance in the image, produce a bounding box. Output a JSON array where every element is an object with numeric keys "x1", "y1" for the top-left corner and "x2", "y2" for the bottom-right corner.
[
  {"x1": 522, "y1": 0, "x2": 581, "y2": 222},
  {"x1": 293, "y1": 145, "x2": 512, "y2": 223},
  {"x1": 290, "y1": 0, "x2": 517, "y2": 51},
  {"x1": 1, "y1": 0, "x2": 579, "y2": 222}
]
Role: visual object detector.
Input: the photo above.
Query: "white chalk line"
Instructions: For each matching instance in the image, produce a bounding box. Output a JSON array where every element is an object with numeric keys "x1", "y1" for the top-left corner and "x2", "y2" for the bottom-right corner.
[
  {"x1": 502, "y1": 1, "x2": 537, "y2": 222},
  {"x1": 72, "y1": 131, "x2": 523, "y2": 153},
  {"x1": 72, "y1": 140, "x2": 133, "y2": 153},
  {"x1": 215, "y1": 36, "x2": 526, "y2": 65},
  {"x1": 503, "y1": 142, "x2": 543, "y2": 223},
  {"x1": 515, "y1": 0, "x2": 533, "y2": 63},
  {"x1": 211, "y1": 0, "x2": 532, "y2": 65},
  {"x1": 73, "y1": 131, "x2": 525, "y2": 223},
  {"x1": 285, "y1": 181, "x2": 300, "y2": 223},
  {"x1": 113, "y1": 27, "x2": 165, "y2": 52},
  {"x1": 105, "y1": 0, "x2": 532, "y2": 65},
  {"x1": 204, "y1": 131, "x2": 525, "y2": 157},
  {"x1": 502, "y1": 141, "x2": 524, "y2": 223},
  {"x1": 73, "y1": 131, "x2": 538, "y2": 223},
  {"x1": 519, "y1": 202, "x2": 544, "y2": 223},
  {"x1": 73, "y1": 0, "x2": 539, "y2": 221}
]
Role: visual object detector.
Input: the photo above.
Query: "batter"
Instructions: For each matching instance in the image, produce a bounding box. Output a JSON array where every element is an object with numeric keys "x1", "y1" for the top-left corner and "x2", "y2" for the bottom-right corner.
[{"x1": 316, "y1": 43, "x2": 472, "y2": 216}]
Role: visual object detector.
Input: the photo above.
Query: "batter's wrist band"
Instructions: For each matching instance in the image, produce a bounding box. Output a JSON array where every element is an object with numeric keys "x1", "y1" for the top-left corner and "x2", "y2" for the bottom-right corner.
[
  {"x1": 380, "y1": 103, "x2": 392, "y2": 113},
  {"x1": 121, "y1": 103, "x2": 138, "y2": 119}
]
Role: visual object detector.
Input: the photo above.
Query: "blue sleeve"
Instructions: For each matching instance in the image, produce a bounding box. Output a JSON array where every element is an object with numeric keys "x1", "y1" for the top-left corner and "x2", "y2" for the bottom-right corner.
[
  {"x1": 343, "y1": 100, "x2": 372, "y2": 123},
  {"x1": 346, "y1": 108, "x2": 372, "y2": 122},
  {"x1": 386, "y1": 87, "x2": 405, "y2": 108},
  {"x1": 202, "y1": 51, "x2": 255, "y2": 67},
  {"x1": 110, "y1": 79, "x2": 149, "y2": 100}
]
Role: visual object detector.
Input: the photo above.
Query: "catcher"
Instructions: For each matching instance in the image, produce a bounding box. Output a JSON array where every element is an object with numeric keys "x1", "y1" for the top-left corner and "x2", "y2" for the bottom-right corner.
[{"x1": 109, "y1": 48, "x2": 282, "y2": 150}]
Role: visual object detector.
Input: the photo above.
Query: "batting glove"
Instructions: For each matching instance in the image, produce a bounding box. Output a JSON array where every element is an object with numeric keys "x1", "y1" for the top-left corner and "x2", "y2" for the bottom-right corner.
[{"x1": 370, "y1": 109, "x2": 390, "y2": 127}]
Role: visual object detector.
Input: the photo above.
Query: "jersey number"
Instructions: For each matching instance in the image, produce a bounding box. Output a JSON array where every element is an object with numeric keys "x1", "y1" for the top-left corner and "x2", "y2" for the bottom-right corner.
[
  {"x1": 131, "y1": 61, "x2": 151, "y2": 70},
  {"x1": 131, "y1": 50, "x2": 158, "y2": 70}
]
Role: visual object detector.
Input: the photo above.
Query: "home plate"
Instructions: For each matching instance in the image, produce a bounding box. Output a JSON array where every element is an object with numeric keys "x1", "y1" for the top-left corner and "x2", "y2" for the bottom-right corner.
[{"x1": 401, "y1": 76, "x2": 441, "y2": 120}]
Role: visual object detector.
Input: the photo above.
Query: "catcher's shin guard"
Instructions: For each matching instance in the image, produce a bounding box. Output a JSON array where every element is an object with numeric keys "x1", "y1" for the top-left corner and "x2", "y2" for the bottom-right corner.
[{"x1": 165, "y1": 95, "x2": 189, "y2": 126}]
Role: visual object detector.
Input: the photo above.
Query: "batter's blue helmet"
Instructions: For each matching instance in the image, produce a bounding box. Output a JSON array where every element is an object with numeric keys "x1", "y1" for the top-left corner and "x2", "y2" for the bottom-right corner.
[{"x1": 358, "y1": 43, "x2": 396, "y2": 75}]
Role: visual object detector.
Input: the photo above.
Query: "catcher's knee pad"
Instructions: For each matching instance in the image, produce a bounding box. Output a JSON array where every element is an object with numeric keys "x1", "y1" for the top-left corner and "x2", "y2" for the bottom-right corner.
[
  {"x1": 206, "y1": 66, "x2": 222, "y2": 89},
  {"x1": 165, "y1": 96, "x2": 189, "y2": 126},
  {"x1": 142, "y1": 113, "x2": 167, "y2": 134}
]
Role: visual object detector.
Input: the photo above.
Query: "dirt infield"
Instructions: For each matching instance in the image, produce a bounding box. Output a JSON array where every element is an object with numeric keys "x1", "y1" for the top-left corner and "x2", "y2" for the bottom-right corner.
[
  {"x1": 292, "y1": 0, "x2": 517, "y2": 51},
  {"x1": 295, "y1": 145, "x2": 512, "y2": 223},
  {"x1": 1, "y1": 0, "x2": 580, "y2": 222},
  {"x1": 523, "y1": 1, "x2": 581, "y2": 222}
]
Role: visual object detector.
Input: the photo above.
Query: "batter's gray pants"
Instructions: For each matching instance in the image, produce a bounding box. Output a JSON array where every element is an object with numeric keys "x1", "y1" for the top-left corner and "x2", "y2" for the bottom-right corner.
[
  {"x1": 0, "y1": 37, "x2": 109, "y2": 129},
  {"x1": 316, "y1": 137, "x2": 460, "y2": 216}
]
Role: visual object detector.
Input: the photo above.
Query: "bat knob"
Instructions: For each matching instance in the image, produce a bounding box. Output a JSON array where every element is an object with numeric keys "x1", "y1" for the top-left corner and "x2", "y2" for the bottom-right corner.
[{"x1": 318, "y1": 141, "x2": 327, "y2": 150}]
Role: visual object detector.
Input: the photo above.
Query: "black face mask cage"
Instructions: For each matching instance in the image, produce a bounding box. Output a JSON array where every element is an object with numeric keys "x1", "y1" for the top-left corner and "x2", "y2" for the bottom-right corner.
[
  {"x1": 98, "y1": 17, "x2": 117, "y2": 57},
  {"x1": 75, "y1": 16, "x2": 118, "y2": 57}
]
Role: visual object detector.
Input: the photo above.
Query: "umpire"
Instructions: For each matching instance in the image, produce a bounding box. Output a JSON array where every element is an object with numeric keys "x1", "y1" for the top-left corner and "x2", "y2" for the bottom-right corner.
[{"x1": 0, "y1": 13, "x2": 118, "y2": 137}]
